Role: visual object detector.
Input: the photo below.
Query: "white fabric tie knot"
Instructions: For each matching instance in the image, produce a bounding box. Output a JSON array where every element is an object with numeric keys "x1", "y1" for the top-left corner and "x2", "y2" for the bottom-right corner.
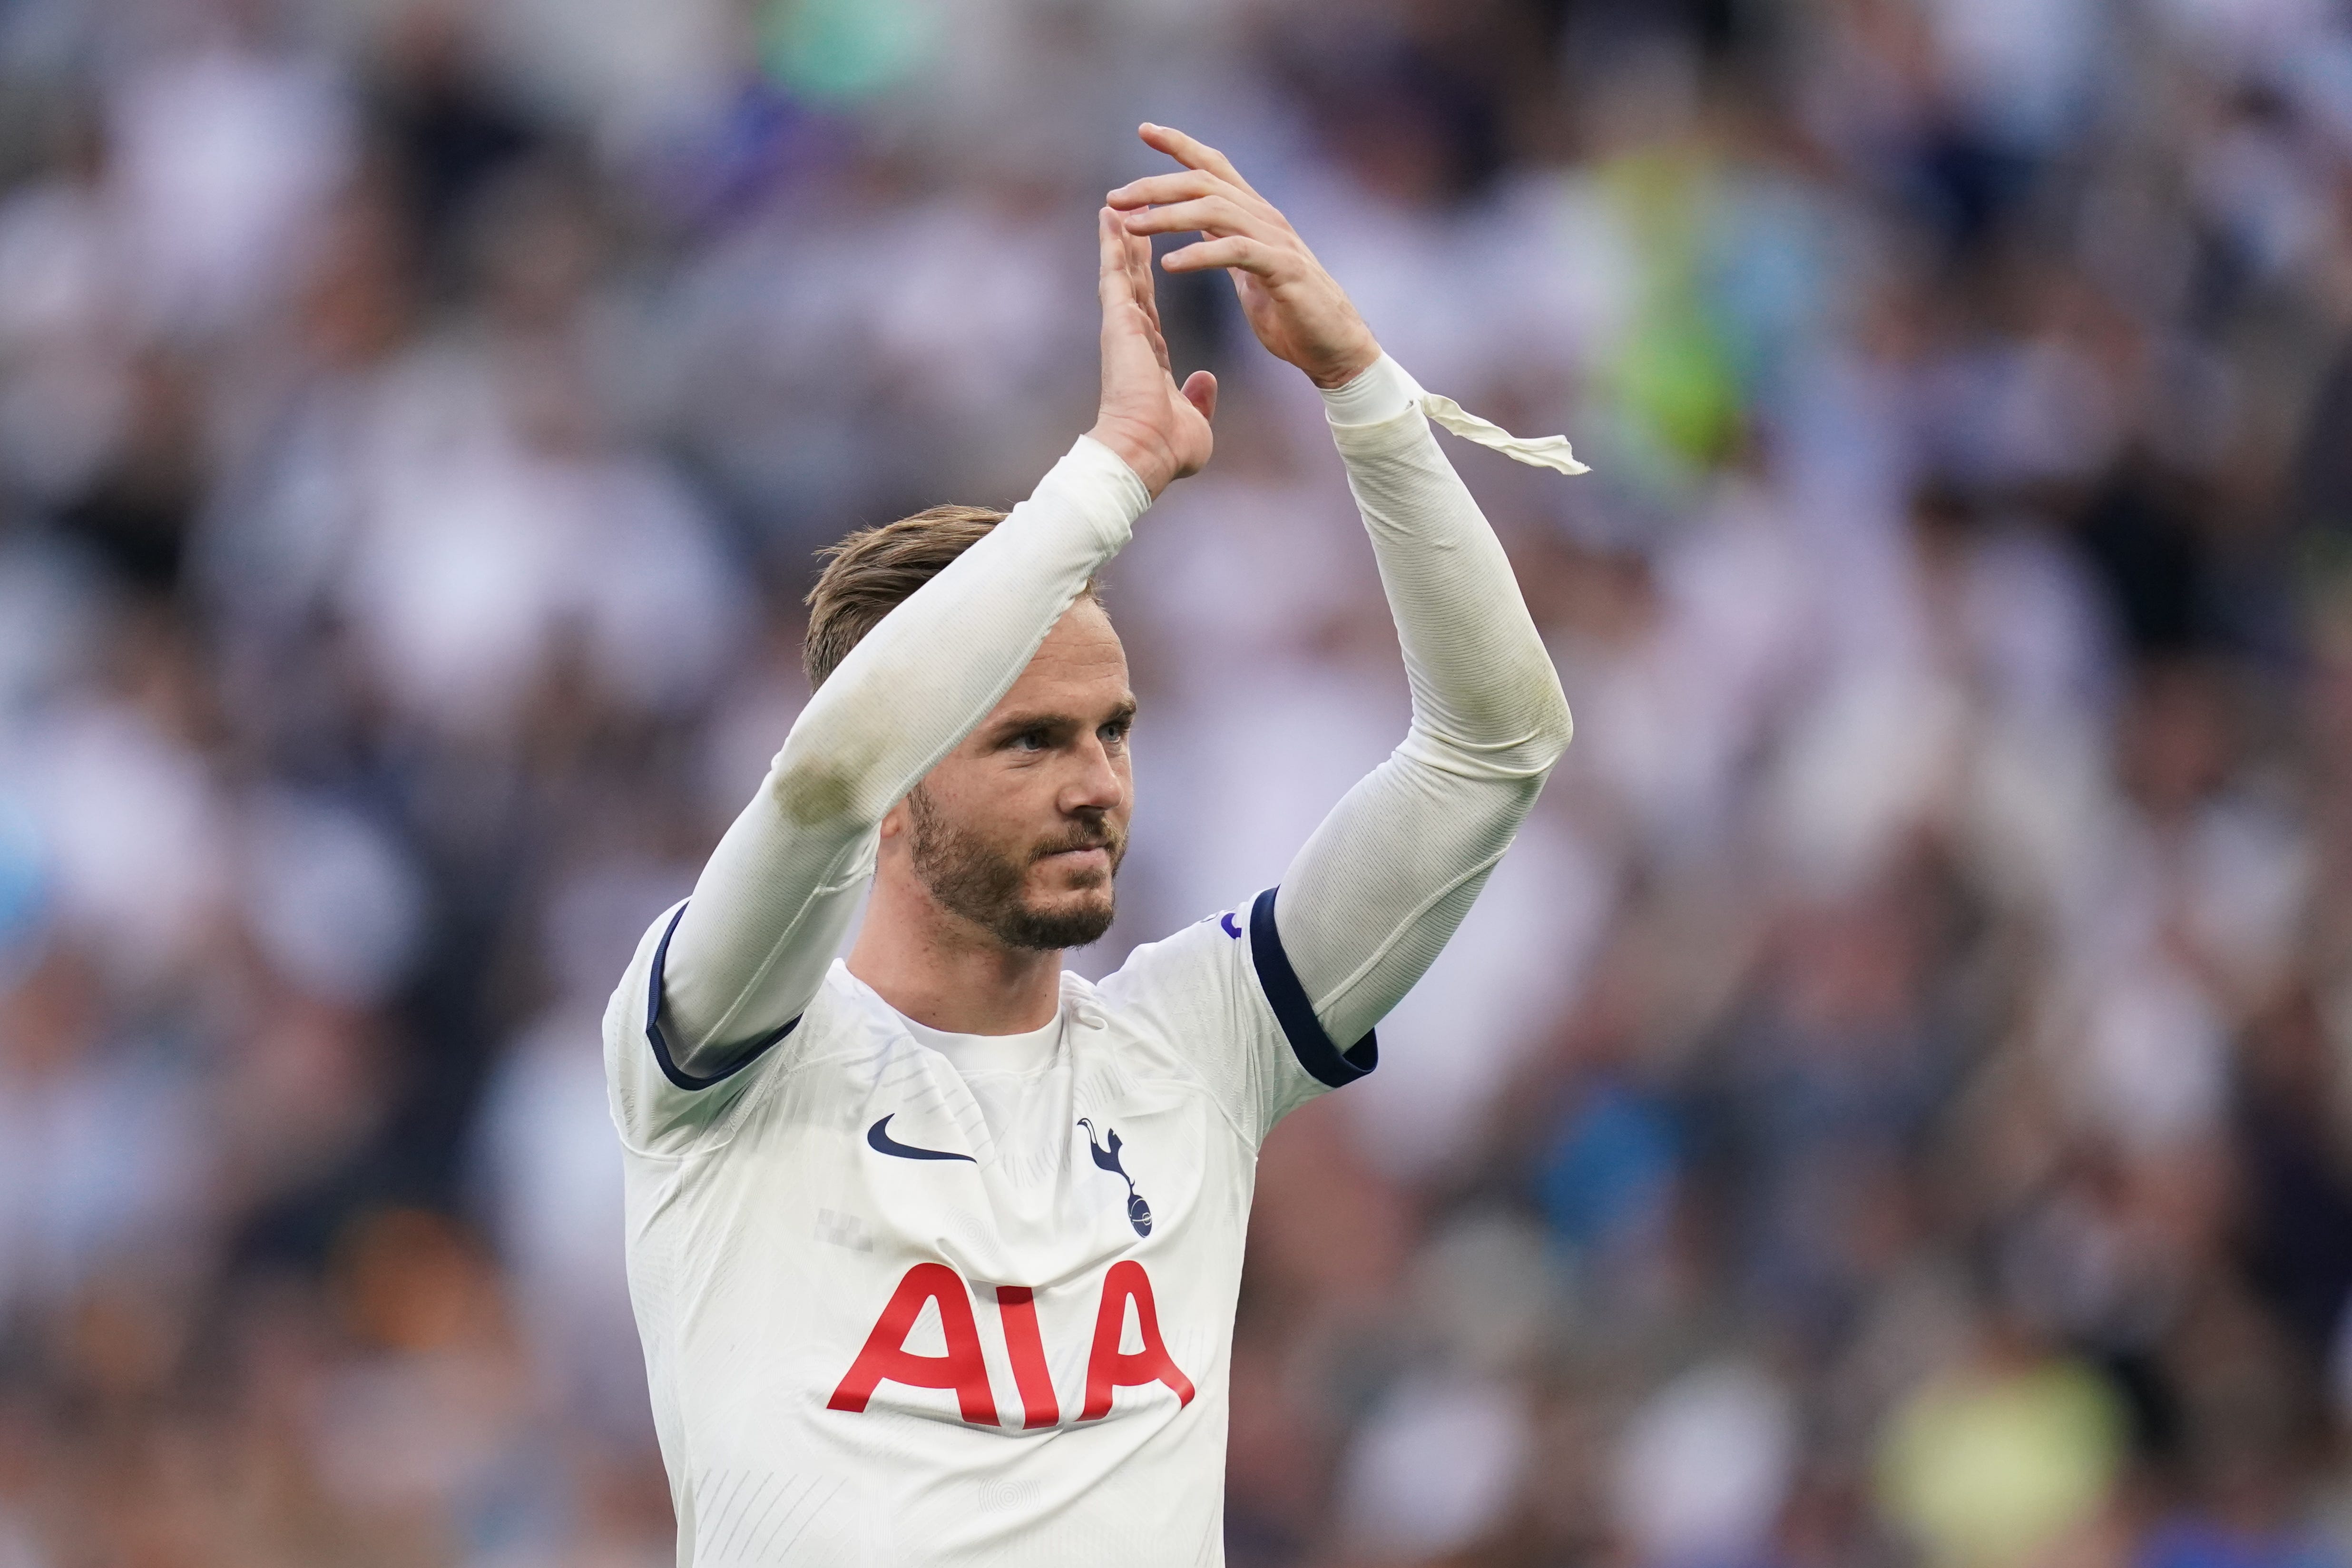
[
  {"x1": 1413, "y1": 384, "x2": 1590, "y2": 476},
  {"x1": 1322, "y1": 354, "x2": 1589, "y2": 476}
]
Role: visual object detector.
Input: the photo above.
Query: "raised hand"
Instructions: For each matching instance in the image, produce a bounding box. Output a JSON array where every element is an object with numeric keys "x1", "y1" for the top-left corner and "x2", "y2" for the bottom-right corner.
[
  {"x1": 1086, "y1": 206, "x2": 1217, "y2": 499},
  {"x1": 1108, "y1": 124, "x2": 1381, "y2": 391}
]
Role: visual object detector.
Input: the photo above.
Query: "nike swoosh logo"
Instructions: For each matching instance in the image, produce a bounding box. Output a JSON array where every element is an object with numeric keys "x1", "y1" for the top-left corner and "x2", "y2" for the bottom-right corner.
[{"x1": 866, "y1": 1114, "x2": 975, "y2": 1163}]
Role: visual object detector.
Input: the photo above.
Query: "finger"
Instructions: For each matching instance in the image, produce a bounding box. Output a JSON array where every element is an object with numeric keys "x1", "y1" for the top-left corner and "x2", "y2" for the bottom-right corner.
[
  {"x1": 1121, "y1": 194, "x2": 1269, "y2": 241},
  {"x1": 1122, "y1": 227, "x2": 1174, "y2": 375},
  {"x1": 1106, "y1": 170, "x2": 1234, "y2": 211},
  {"x1": 1159, "y1": 234, "x2": 1283, "y2": 278},
  {"x1": 1181, "y1": 369, "x2": 1217, "y2": 423},
  {"x1": 1124, "y1": 222, "x2": 1155, "y2": 305},
  {"x1": 1122, "y1": 225, "x2": 1161, "y2": 332},
  {"x1": 1097, "y1": 206, "x2": 1132, "y2": 313},
  {"x1": 1138, "y1": 123, "x2": 1263, "y2": 199}
]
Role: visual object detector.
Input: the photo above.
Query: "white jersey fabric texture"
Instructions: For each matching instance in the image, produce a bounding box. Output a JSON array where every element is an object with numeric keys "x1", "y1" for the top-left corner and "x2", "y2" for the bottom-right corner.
[{"x1": 605, "y1": 354, "x2": 1576, "y2": 1566}]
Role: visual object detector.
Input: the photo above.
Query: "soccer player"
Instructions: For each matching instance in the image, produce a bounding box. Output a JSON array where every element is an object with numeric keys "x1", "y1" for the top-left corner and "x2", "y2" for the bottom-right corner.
[{"x1": 605, "y1": 123, "x2": 1578, "y2": 1564}]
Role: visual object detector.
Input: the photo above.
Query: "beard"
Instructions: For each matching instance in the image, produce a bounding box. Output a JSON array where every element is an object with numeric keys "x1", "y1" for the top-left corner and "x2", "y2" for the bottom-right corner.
[{"x1": 907, "y1": 788, "x2": 1126, "y2": 951}]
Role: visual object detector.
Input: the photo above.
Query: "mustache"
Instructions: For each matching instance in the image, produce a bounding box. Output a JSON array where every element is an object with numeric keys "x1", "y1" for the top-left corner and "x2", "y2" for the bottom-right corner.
[{"x1": 1031, "y1": 822, "x2": 1125, "y2": 861}]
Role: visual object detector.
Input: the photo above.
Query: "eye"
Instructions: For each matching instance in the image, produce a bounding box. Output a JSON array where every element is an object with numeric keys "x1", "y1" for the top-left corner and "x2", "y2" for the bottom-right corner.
[
  {"x1": 1011, "y1": 729, "x2": 1050, "y2": 752},
  {"x1": 1101, "y1": 718, "x2": 1132, "y2": 745}
]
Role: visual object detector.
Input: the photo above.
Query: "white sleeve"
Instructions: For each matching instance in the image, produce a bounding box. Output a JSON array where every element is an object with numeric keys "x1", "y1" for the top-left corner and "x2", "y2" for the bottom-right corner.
[
  {"x1": 607, "y1": 435, "x2": 1150, "y2": 1131},
  {"x1": 1272, "y1": 354, "x2": 1575, "y2": 1051}
]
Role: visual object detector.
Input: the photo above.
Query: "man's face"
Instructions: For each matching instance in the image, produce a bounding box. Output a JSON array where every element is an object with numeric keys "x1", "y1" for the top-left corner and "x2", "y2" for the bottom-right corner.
[{"x1": 888, "y1": 598, "x2": 1134, "y2": 951}]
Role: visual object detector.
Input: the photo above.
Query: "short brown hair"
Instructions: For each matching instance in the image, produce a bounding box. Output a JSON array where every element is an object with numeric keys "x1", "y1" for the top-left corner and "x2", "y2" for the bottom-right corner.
[{"x1": 803, "y1": 505, "x2": 1099, "y2": 688}]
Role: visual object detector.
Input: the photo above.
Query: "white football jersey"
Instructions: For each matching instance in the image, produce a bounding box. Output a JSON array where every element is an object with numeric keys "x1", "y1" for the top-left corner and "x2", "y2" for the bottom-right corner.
[{"x1": 603, "y1": 888, "x2": 1376, "y2": 1566}]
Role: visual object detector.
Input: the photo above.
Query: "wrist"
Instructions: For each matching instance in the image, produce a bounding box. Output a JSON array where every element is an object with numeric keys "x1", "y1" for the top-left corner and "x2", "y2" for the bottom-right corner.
[
  {"x1": 1085, "y1": 419, "x2": 1176, "y2": 499},
  {"x1": 1305, "y1": 338, "x2": 1382, "y2": 391}
]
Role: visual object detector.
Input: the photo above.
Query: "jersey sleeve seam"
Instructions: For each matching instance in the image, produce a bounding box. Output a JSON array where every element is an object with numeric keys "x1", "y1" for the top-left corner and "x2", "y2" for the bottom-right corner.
[
  {"x1": 1095, "y1": 928, "x2": 1270, "y2": 1151},
  {"x1": 1122, "y1": 1058, "x2": 1261, "y2": 1151},
  {"x1": 619, "y1": 1015, "x2": 961, "y2": 1164},
  {"x1": 612, "y1": 1039, "x2": 820, "y2": 1162}
]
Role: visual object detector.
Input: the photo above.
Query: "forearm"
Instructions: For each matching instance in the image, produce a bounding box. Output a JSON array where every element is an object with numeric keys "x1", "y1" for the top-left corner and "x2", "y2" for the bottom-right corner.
[
  {"x1": 1321, "y1": 355, "x2": 1574, "y2": 777},
  {"x1": 660, "y1": 435, "x2": 1150, "y2": 1063},
  {"x1": 1277, "y1": 355, "x2": 1574, "y2": 1041}
]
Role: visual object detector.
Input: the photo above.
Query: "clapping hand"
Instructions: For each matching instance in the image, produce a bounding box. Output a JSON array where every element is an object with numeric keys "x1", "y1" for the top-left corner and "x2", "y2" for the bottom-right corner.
[
  {"x1": 1108, "y1": 124, "x2": 1381, "y2": 392},
  {"x1": 1085, "y1": 205, "x2": 1216, "y2": 499}
]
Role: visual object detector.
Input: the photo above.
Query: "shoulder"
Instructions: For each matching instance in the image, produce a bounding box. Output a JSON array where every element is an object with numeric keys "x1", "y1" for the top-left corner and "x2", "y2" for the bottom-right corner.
[
  {"x1": 1100, "y1": 892, "x2": 1376, "y2": 1094},
  {"x1": 602, "y1": 925, "x2": 886, "y2": 1158},
  {"x1": 1091, "y1": 906, "x2": 1256, "y2": 1054},
  {"x1": 1089, "y1": 891, "x2": 1378, "y2": 1147},
  {"x1": 1097, "y1": 905, "x2": 1249, "y2": 1000}
]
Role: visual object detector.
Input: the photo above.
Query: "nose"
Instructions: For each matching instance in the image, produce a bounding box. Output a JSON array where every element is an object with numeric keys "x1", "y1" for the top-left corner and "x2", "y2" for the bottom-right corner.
[{"x1": 1060, "y1": 733, "x2": 1126, "y2": 815}]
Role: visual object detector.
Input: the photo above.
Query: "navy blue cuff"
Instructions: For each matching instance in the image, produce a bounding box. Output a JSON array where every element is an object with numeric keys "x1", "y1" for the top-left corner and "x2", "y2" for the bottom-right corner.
[
  {"x1": 1248, "y1": 887, "x2": 1377, "y2": 1088},
  {"x1": 645, "y1": 902, "x2": 799, "y2": 1092}
]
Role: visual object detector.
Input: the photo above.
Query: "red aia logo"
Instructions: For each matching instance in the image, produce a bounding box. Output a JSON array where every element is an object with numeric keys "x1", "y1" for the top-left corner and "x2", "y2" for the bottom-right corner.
[{"x1": 827, "y1": 1260, "x2": 1195, "y2": 1429}]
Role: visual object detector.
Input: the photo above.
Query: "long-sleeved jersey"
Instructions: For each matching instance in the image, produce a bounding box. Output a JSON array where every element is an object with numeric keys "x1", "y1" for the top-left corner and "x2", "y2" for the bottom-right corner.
[{"x1": 605, "y1": 355, "x2": 1576, "y2": 1566}]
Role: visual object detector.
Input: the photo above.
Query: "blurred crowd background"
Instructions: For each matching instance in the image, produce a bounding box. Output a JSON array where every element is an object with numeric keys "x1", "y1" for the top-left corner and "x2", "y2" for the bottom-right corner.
[{"x1": 2, "y1": 0, "x2": 2352, "y2": 1562}]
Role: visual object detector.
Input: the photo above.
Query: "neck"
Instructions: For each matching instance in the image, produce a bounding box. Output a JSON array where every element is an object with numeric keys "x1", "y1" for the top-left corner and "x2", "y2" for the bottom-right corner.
[{"x1": 848, "y1": 864, "x2": 1065, "y2": 1035}]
